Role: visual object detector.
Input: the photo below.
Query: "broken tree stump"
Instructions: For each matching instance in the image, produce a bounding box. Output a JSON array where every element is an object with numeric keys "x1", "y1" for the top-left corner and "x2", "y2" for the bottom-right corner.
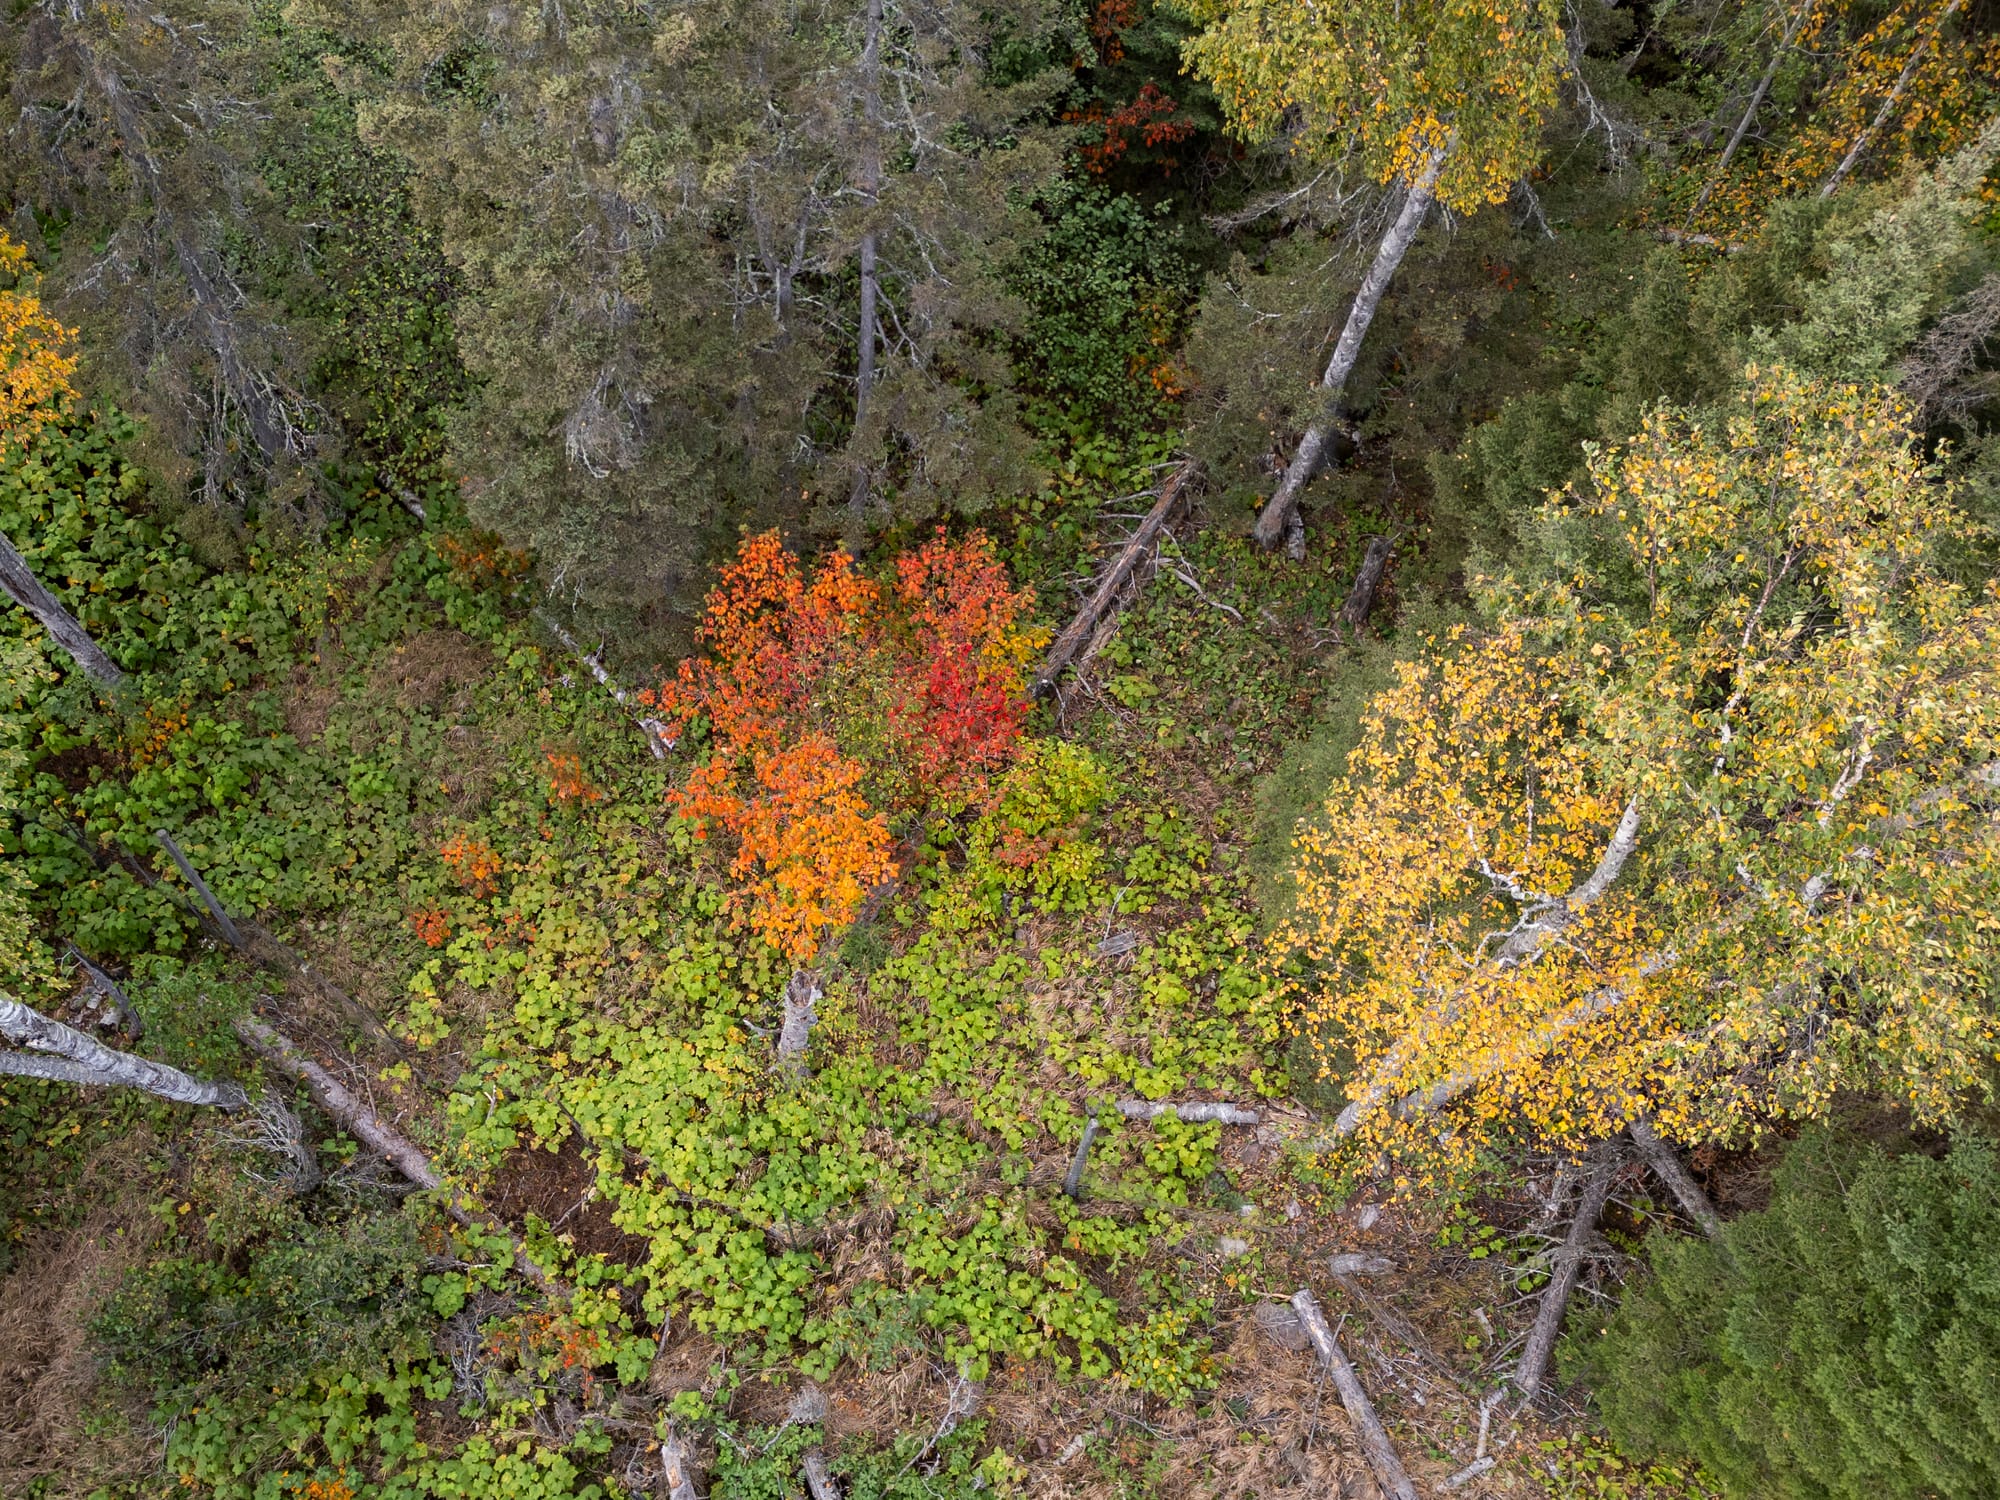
[{"x1": 1290, "y1": 1288, "x2": 1419, "y2": 1500}]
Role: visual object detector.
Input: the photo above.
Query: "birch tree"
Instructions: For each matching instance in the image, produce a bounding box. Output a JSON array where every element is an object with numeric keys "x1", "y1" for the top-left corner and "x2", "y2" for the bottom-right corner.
[
  {"x1": 1279, "y1": 366, "x2": 2000, "y2": 1178},
  {"x1": 1171, "y1": 0, "x2": 1568, "y2": 549}
]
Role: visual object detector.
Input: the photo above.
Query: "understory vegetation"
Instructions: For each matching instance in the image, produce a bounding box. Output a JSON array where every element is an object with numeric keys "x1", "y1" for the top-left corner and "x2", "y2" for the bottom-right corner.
[{"x1": 1, "y1": 0, "x2": 1998, "y2": 1497}]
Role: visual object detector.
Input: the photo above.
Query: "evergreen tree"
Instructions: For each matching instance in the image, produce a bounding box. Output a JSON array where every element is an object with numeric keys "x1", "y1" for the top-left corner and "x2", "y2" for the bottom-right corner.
[{"x1": 1580, "y1": 1128, "x2": 2000, "y2": 1500}]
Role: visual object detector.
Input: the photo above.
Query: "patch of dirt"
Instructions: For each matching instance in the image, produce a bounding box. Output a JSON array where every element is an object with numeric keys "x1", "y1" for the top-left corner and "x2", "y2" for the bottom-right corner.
[
  {"x1": 0, "y1": 1136, "x2": 163, "y2": 1498},
  {"x1": 371, "y1": 627, "x2": 494, "y2": 711},
  {"x1": 484, "y1": 1134, "x2": 650, "y2": 1267}
]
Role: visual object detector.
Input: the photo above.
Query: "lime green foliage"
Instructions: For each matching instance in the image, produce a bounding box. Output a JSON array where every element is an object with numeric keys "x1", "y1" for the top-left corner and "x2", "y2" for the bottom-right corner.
[
  {"x1": 711, "y1": 1419, "x2": 1009, "y2": 1500},
  {"x1": 1579, "y1": 1129, "x2": 2000, "y2": 1499}
]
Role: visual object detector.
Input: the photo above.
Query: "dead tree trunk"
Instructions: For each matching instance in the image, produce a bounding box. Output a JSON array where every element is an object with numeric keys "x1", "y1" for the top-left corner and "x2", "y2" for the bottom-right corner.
[
  {"x1": 232, "y1": 1016, "x2": 438, "y2": 1187},
  {"x1": 661, "y1": 1424, "x2": 702, "y2": 1500},
  {"x1": 1627, "y1": 1117, "x2": 1724, "y2": 1240},
  {"x1": 1032, "y1": 460, "x2": 1197, "y2": 696},
  {"x1": 1338, "y1": 535, "x2": 1394, "y2": 636},
  {"x1": 1686, "y1": 0, "x2": 1814, "y2": 224},
  {"x1": 536, "y1": 612, "x2": 672, "y2": 758},
  {"x1": 848, "y1": 0, "x2": 885, "y2": 516},
  {"x1": 0, "y1": 531, "x2": 124, "y2": 687},
  {"x1": 0, "y1": 990, "x2": 242, "y2": 1106},
  {"x1": 1513, "y1": 1142, "x2": 1622, "y2": 1401},
  {"x1": 775, "y1": 970, "x2": 822, "y2": 1076},
  {"x1": 1822, "y1": 0, "x2": 1966, "y2": 197},
  {"x1": 802, "y1": 1453, "x2": 839, "y2": 1500},
  {"x1": 1253, "y1": 148, "x2": 1447, "y2": 551},
  {"x1": 154, "y1": 829, "x2": 244, "y2": 948},
  {"x1": 1289, "y1": 1288, "x2": 1419, "y2": 1500}
]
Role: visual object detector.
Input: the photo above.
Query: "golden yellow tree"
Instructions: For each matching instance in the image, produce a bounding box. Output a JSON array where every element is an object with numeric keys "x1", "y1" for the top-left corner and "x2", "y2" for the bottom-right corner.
[
  {"x1": 0, "y1": 233, "x2": 77, "y2": 452},
  {"x1": 1282, "y1": 366, "x2": 2000, "y2": 1175},
  {"x1": 1170, "y1": 0, "x2": 1568, "y2": 547}
]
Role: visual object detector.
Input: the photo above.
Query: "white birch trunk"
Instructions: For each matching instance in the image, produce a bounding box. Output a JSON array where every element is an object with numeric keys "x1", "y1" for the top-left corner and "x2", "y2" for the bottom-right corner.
[
  {"x1": 0, "y1": 991, "x2": 242, "y2": 1106},
  {"x1": 1253, "y1": 148, "x2": 1446, "y2": 551}
]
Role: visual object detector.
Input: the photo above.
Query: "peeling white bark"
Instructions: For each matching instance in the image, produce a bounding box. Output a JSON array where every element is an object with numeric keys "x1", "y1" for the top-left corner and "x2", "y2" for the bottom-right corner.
[{"x1": 0, "y1": 990, "x2": 242, "y2": 1106}]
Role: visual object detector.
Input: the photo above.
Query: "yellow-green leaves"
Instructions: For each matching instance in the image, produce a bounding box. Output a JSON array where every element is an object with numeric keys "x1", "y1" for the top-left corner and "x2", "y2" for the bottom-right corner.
[
  {"x1": 1170, "y1": 0, "x2": 1568, "y2": 210},
  {"x1": 1282, "y1": 366, "x2": 2000, "y2": 1176}
]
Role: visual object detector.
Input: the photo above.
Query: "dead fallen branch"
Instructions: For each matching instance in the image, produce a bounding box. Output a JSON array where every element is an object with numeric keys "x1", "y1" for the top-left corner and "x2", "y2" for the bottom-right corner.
[
  {"x1": 802, "y1": 1453, "x2": 839, "y2": 1500},
  {"x1": 661, "y1": 1425, "x2": 701, "y2": 1500},
  {"x1": 537, "y1": 612, "x2": 673, "y2": 758},
  {"x1": 232, "y1": 1013, "x2": 552, "y2": 1288},
  {"x1": 1032, "y1": 461, "x2": 1198, "y2": 697},
  {"x1": 1513, "y1": 1142, "x2": 1623, "y2": 1401},
  {"x1": 1116, "y1": 1099, "x2": 1259, "y2": 1125},
  {"x1": 1627, "y1": 1118, "x2": 1723, "y2": 1240},
  {"x1": 1290, "y1": 1288, "x2": 1419, "y2": 1500},
  {"x1": 1338, "y1": 535, "x2": 1394, "y2": 635}
]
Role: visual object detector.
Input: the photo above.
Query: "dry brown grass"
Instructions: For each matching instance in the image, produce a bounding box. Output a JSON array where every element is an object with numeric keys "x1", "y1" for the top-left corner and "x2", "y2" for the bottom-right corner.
[{"x1": 0, "y1": 1135, "x2": 164, "y2": 1498}]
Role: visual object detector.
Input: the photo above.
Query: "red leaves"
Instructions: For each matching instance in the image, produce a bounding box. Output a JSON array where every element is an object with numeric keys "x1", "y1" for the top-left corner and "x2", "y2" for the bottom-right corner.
[{"x1": 650, "y1": 530, "x2": 1042, "y2": 960}]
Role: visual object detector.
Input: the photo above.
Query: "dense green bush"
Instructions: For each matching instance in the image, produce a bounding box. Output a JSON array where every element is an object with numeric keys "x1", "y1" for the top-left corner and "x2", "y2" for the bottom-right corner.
[{"x1": 1577, "y1": 1128, "x2": 2000, "y2": 1499}]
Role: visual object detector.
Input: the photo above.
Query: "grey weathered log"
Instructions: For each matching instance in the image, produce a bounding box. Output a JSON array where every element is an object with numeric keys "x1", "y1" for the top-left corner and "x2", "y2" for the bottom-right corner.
[
  {"x1": 1032, "y1": 461, "x2": 1197, "y2": 696},
  {"x1": 1338, "y1": 536, "x2": 1394, "y2": 634},
  {"x1": 232, "y1": 1012, "x2": 553, "y2": 1285},
  {"x1": 1063, "y1": 1112, "x2": 1100, "y2": 1200},
  {"x1": 1328, "y1": 1252, "x2": 1397, "y2": 1278},
  {"x1": 661, "y1": 1424, "x2": 702, "y2": 1500},
  {"x1": 0, "y1": 530, "x2": 125, "y2": 687},
  {"x1": 1822, "y1": 0, "x2": 1966, "y2": 196},
  {"x1": 154, "y1": 829, "x2": 244, "y2": 948},
  {"x1": 1513, "y1": 1142, "x2": 1623, "y2": 1402},
  {"x1": 1289, "y1": 1288, "x2": 1418, "y2": 1500},
  {"x1": 537, "y1": 613, "x2": 672, "y2": 758},
  {"x1": 802, "y1": 1453, "x2": 840, "y2": 1500},
  {"x1": 1627, "y1": 1117, "x2": 1723, "y2": 1240},
  {"x1": 0, "y1": 990, "x2": 242, "y2": 1107},
  {"x1": 1254, "y1": 147, "x2": 1447, "y2": 550},
  {"x1": 1116, "y1": 1099, "x2": 1259, "y2": 1125},
  {"x1": 1443, "y1": 1455, "x2": 1498, "y2": 1489},
  {"x1": 66, "y1": 944, "x2": 141, "y2": 1039},
  {"x1": 233, "y1": 1015, "x2": 440, "y2": 1189},
  {"x1": 776, "y1": 970, "x2": 822, "y2": 1075}
]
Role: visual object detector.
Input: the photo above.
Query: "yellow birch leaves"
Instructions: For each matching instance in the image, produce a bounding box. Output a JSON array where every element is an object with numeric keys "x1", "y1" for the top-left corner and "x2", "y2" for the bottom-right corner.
[
  {"x1": 1281, "y1": 367, "x2": 2000, "y2": 1173},
  {"x1": 0, "y1": 233, "x2": 77, "y2": 453},
  {"x1": 1169, "y1": 0, "x2": 1568, "y2": 210}
]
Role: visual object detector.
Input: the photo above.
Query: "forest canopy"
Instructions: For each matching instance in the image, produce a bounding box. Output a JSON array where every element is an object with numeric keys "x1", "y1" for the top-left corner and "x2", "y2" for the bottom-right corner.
[{"x1": 2, "y1": 0, "x2": 1998, "y2": 1496}]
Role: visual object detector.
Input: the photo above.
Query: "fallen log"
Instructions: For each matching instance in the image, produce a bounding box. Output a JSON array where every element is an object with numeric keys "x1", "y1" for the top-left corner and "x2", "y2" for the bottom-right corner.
[
  {"x1": 1032, "y1": 461, "x2": 1198, "y2": 697},
  {"x1": 1063, "y1": 1112, "x2": 1101, "y2": 1200},
  {"x1": 661, "y1": 1425, "x2": 701, "y2": 1500},
  {"x1": 234, "y1": 1012, "x2": 553, "y2": 1286},
  {"x1": 1116, "y1": 1099, "x2": 1259, "y2": 1125},
  {"x1": 775, "y1": 970, "x2": 822, "y2": 1076},
  {"x1": 1513, "y1": 1142, "x2": 1622, "y2": 1401},
  {"x1": 802, "y1": 1453, "x2": 839, "y2": 1500},
  {"x1": 1289, "y1": 1288, "x2": 1419, "y2": 1500},
  {"x1": 537, "y1": 612, "x2": 673, "y2": 758},
  {"x1": 1338, "y1": 535, "x2": 1394, "y2": 635},
  {"x1": 1627, "y1": 1117, "x2": 1723, "y2": 1240},
  {"x1": 1, "y1": 990, "x2": 243, "y2": 1108}
]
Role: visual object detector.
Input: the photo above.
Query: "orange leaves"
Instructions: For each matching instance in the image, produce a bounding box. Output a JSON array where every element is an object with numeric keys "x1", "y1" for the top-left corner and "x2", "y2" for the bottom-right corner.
[
  {"x1": 0, "y1": 232, "x2": 78, "y2": 454},
  {"x1": 409, "y1": 907, "x2": 452, "y2": 947},
  {"x1": 656, "y1": 530, "x2": 1040, "y2": 961},
  {"x1": 544, "y1": 751, "x2": 601, "y2": 804},
  {"x1": 440, "y1": 832, "x2": 503, "y2": 895}
]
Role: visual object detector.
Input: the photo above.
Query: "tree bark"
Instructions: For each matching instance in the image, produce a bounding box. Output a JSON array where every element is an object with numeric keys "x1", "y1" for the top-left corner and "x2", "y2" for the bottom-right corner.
[
  {"x1": 1288, "y1": 1288, "x2": 1419, "y2": 1500},
  {"x1": 1253, "y1": 149, "x2": 1446, "y2": 551},
  {"x1": 536, "y1": 612, "x2": 672, "y2": 758},
  {"x1": 0, "y1": 530, "x2": 124, "y2": 687},
  {"x1": 776, "y1": 970, "x2": 821, "y2": 1075},
  {"x1": 1032, "y1": 460, "x2": 1196, "y2": 696},
  {"x1": 0, "y1": 990, "x2": 242, "y2": 1106},
  {"x1": 1338, "y1": 535, "x2": 1394, "y2": 634},
  {"x1": 1513, "y1": 1142, "x2": 1622, "y2": 1401},
  {"x1": 1822, "y1": 0, "x2": 1965, "y2": 197},
  {"x1": 232, "y1": 1015, "x2": 439, "y2": 1188},
  {"x1": 661, "y1": 1424, "x2": 702, "y2": 1500},
  {"x1": 802, "y1": 1453, "x2": 840, "y2": 1500},
  {"x1": 1062, "y1": 1112, "x2": 1100, "y2": 1199},
  {"x1": 1627, "y1": 1117, "x2": 1724, "y2": 1239},
  {"x1": 1115, "y1": 1100, "x2": 1260, "y2": 1125}
]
